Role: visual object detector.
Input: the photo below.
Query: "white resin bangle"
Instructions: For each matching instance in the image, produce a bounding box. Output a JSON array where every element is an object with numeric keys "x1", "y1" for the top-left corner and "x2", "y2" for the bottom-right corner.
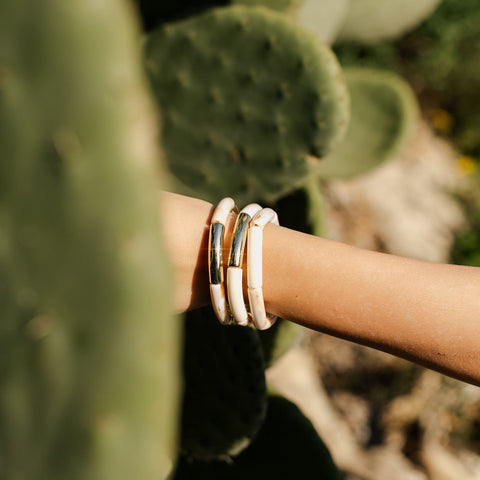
[
  {"x1": 208, "y1": 197, "x2": 236, "y2": 325},
  {"x1": 227, "y1": 203, "x2": 262, "y2": 326},
  {"x1": 247, "y1": 208, "x2": 279, "y2": 330}
]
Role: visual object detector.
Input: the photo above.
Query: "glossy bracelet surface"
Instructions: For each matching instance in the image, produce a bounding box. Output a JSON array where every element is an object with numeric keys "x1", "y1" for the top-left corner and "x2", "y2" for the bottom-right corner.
[
  {"x1": 247, "y1": 208, "x2": 279, "y2": 330},
  {"x1": 227, "y1": 203, "x2": 261, "y2": 326},
  {"x1": 208, "y1": 197, "x2": 236, "y2": 324}
]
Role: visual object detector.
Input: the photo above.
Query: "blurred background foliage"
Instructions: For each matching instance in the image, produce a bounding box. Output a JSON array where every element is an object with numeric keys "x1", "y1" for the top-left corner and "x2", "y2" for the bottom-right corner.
[
  {"x1": 334, "y1": 0, "x2": 480, "y2": 269},
  {"x1": 335, "y1": 0, "x2": 480, "y2": 157}
]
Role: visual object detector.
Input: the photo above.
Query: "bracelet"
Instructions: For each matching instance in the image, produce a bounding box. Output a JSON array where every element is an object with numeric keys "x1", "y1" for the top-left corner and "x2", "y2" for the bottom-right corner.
[
  {"x1": 247, "y1": 208, "x2": 279, "y2": 330},
  {"x1": 227, "y1": 203, "x2": 262, "y2": 326},
  {"x1": 208, "y1": 197, "x2": 237, "y2": 325}
]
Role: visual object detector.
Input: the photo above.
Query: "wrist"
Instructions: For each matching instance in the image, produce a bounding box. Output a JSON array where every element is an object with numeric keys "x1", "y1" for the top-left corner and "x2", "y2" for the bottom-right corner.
[{"x1": 160, "y1": 191, "x2": 215, "y2": 312}]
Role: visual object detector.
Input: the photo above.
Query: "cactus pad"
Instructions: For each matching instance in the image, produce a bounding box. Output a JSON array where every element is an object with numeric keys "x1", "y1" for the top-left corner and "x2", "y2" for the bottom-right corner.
[
  {"x1": 180, "y1": 307, "x2": 267, "y2": 460},
  {"x1": 234, "y1": 0, "x2": 302, "y2": 13},
  {"x1": 173, "y1": 395, "x2": 343, "y2": 479},
  {"x1": 0, "y1": 1, "x2": 178, "y2": 478},
  {"x1": 145, "y1": 5, "x2": 349, "y2": 204},
  {"x1": 273, "y1": 173, "x2": 327, "y2": 236},
  {"x1": 296, "y1": 0, "x2": 351, "y2": 44},
  {"x1": 336, "y1": 0, "x2": 441, "y2": 44},
  {"x1": 259, "y1": 318, "x2": 304, "y2": 368},
  {"x1": 316, "y1": 68, "x2": 418, "y2": 179}
]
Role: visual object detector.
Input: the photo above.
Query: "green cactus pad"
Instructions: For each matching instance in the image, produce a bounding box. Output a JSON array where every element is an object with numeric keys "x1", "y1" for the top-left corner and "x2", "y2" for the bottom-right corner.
[
  {"x1": 273, "y1": 173, "x2": 327, "y2": 236},
  {"x1": 258, "y1": 318, "x2": 304, "y2": 368},
  {"x1": 0, "y1": 1, "x2": 178, "y2": 479},
  {"x1": 304, "y1": 174, "x2": 329, "y2": 237},
  {"x1": 316, "y1": 68, "x2": 419, "y2": 179},
  {"x1": 295, "y1": 0, "x2": 351, "y2": 44},
  {"x1": 336, "y1": 0, "x2": 441, "y2": 44},
  {"x1": 173, "y1": 395, "x2": 343, "y2": 479},
  {"x1": 234, "y1": 0, "x2": 302, "y2": 13},
  {"x1": 145, "y1": 5, "x2": 349, "y2": 204},
  {"x1": 180, "y1": 307, "x2": 267, "y2": 460}
]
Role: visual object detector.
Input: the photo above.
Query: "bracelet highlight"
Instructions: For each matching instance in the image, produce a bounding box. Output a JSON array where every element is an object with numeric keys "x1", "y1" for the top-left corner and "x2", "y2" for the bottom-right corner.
[
  {"x1": 227, "y1": 203, "x2": 262, "y2": 326},
  {"x1": 208, "y1": 197, "x2": 237, "y2": 325},
  {"x1": 209, "y1": 198, "x2": 279, "y2": 330},
  {"x1": 247, "y1": 208, "x2": 279, "y2": 330}
]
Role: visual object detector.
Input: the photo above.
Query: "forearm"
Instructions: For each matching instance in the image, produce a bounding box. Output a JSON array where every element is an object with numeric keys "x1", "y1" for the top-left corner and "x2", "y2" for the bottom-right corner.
[
  {"x1": 263, "y1": 225, "x2": 480, "y2": 385},
  {"x1": 161, "y1": 192, "x2": 480, "y2": 385}
]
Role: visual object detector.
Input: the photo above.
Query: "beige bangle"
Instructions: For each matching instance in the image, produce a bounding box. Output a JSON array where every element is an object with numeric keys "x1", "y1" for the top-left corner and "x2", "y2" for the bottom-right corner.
[
  {"x1": 227, "y1": 203, "x2": 262, "y2": 326},
  {"x1": 247, "y1": 208, "x2": 279, "y2": 330},
  {"x1": 208, "y1": 197, "x2": 237, "y2": 324}
]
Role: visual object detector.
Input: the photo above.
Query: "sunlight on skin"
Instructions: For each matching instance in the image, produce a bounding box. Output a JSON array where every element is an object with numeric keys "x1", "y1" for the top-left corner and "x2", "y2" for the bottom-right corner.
[{"x1": 161, "y1": 191, "x2": 480, "y2": 386}]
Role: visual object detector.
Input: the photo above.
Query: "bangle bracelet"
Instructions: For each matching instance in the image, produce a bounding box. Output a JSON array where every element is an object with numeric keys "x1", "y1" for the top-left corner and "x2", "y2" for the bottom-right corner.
[
  {"x1": 208, "y1": 197, "x2": 237, "y2": 325},
  {"x1": 227, "y1": 203, "x2": 262, "y2": 326},
  {"x1": 247, "y1": 208, "x2": 279, "y2": 330}
]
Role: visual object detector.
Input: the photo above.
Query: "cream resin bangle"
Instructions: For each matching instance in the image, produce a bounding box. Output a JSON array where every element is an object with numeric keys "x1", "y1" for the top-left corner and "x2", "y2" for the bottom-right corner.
[
  {"x1": 227, "y1": 203, "x2": 262, "y2": 326},
  {"x1": 208, "y1": 197, "x2": 237, "y2": 325},
  {"x1": 247, "y1": 208, "x2": 279, "y2": 330}
]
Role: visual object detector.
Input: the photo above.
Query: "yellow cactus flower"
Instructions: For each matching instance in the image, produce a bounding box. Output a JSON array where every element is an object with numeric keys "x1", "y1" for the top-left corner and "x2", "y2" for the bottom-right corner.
[
  {"x1": 432, "y1": 108, "x2": 454, "y2": 133},
  {"x1": 457, "y1": 155, "x2": 477, "y2": 175}
]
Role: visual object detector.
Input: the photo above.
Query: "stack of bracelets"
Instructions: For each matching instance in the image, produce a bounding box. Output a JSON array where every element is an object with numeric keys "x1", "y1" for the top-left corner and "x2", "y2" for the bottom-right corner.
[{"x1": 208, "y1": 197, "x2": 279, "y2": 330}]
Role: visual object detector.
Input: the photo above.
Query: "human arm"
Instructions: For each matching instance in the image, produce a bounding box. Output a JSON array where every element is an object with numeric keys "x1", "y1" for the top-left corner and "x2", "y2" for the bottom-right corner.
[{"x1": 161, "y1": 191, "x2": 480, "y2": 386}]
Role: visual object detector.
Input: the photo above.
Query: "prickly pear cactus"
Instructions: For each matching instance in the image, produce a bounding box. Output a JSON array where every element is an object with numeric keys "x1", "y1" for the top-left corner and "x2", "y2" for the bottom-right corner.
[
  {"x1": 145, "y1": 5, "x2": 349, "y2": 205},
  {"x1": 234, "y1": 0, "x2": 302, "y2": 13},
  {"x1": 259, "y1": 318, "x2": 304, "y2": 368},
  {"x1": 173, "y1": 395, "x2": 343, "y2": 479},
  {"x1": 336, "y1": 0, "x2": 442, "y2": 44},
  {"x1": 272, "y1": 173, "x2": 326, "y2": 236},
  {"x1": 316, "y1": 68, "x2": 419, "y2": 179},
  {"x1": 295, "y1": 0, "x2": 351, "y2": 44},
  {"x1": 180, "y1": 307, "x2": 267, "y2": 461},
  {"x1": 0, "y1": 1, "x2": 178, "y2": 479}
]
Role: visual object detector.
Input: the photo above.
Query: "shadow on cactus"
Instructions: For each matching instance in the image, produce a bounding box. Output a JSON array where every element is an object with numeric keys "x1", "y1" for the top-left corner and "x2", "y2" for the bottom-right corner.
[
  {"x1": 179, "y1": 307, "x2": 267, "y2": 461},
  {"x1": 173, "y1": 395, "x2": 343, "y2": 479},
  {"x1": 134, "y1": 0, "x2": 303, "y2": 31}
]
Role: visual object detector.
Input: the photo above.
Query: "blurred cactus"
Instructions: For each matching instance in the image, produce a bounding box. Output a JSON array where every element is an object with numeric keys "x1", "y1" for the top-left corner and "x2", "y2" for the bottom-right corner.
[
  {"x1": 334, "y1": 0, "x2": 480, "y2": 156},
  {"x1": 259, "y1": 317, "x2": 305, "y2": 368},
  {"x1": 295, "y1": 0, "x2": 351, "y2": 45},
  {"x1": 0, "y1": 0, "x2": 178, "y2": 479},
  {"x1": 234, "y1": 0, "x2": 302, "y2": 13},
  {"x1": 273, "y1": 173, "x2": 327, "y2": 237},
  {"x1": 180, "y1": 308, "x2": 267, "y2": 460},
  {"x1": 336, "y1": 0, "x2": 442, "y2": 45},
  {"x1": 316, "y1": 68, "x2": 419, "y2": 179},
  {"x1": 173, "y1": 395, "x2": 343, "y2": 479},
  {"x1": 144, "y1": 5, "x2": 350, "y2": 205}
]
